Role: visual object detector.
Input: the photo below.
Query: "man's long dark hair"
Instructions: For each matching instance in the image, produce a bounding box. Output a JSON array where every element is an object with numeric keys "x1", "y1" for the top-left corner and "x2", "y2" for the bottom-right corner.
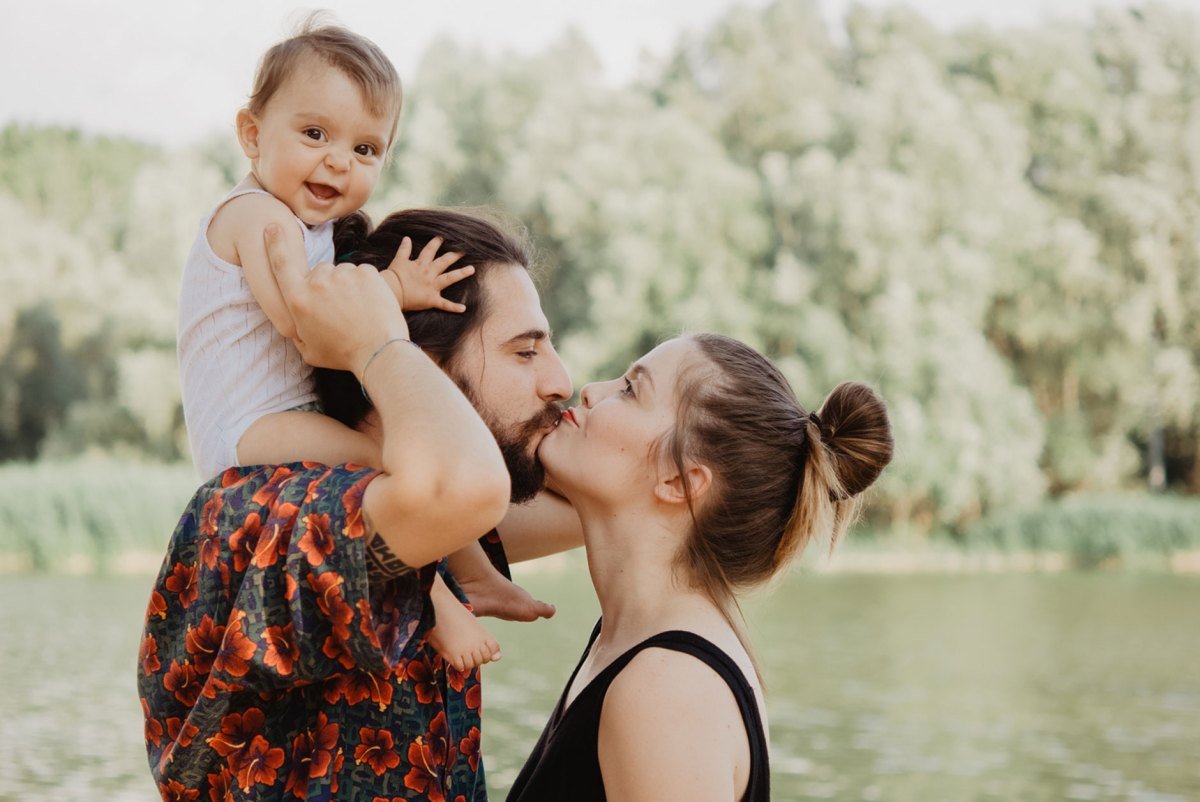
[{"x1": 315, "y1": 208, "x2": 533, "y2": 428}]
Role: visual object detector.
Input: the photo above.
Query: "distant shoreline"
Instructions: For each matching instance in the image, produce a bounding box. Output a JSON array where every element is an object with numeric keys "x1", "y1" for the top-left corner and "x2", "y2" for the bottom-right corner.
[{"x1": 6, "y1": 547, "x2": 1199, "y2": 577}]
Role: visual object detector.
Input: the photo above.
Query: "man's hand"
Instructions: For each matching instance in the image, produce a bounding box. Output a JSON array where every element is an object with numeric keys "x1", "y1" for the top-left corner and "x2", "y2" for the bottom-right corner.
[
  {"x1": 264, "y1": 223, "x2": 409, "y2": 373},
  {"x1": 386, "y1": 235, "x2": 474, "y2": 313}
]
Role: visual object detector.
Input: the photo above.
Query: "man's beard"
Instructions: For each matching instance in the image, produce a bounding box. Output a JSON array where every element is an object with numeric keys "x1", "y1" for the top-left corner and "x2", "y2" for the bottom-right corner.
[{"x1": 453, "y1": 375, "x2": 562, "y2": 504}]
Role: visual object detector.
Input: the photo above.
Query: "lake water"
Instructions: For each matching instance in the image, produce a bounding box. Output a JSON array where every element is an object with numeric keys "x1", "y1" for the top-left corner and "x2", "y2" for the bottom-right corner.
[{"x1": 1, "y1": 569, "x2": 1197, "y2": 801}]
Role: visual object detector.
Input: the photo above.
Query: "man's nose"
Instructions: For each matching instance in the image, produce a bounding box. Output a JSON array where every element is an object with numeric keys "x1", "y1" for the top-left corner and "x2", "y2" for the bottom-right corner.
[{"x1": 539, "y1": 348, "x2": 573, "y2": 402}]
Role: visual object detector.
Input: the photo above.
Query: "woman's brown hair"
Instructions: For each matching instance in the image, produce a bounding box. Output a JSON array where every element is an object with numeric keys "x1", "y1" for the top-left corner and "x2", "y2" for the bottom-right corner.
[{"x1": 666, "y1": 334, "x2": 893, "y2": 665}]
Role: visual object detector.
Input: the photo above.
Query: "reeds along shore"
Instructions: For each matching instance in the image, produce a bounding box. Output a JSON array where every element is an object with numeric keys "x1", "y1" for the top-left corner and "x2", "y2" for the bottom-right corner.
[
  {"x1": 1, "y1": 459, "x2": 1198, "y2": 575},
  {"x1": 0, "y1": 459, "x2": 198, "y2": 574}
]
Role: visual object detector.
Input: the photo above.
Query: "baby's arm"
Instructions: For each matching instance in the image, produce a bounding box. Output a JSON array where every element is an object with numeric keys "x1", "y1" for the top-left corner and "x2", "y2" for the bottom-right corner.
[{"x1": 210, "y1": 191, "x2": 306, "y2": 339}]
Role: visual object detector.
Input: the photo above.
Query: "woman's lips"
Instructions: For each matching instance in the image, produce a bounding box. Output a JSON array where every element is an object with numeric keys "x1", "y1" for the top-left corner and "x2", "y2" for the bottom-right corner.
[{"x1": 562, "y1": 408, "x2": 579, "y2": 427}]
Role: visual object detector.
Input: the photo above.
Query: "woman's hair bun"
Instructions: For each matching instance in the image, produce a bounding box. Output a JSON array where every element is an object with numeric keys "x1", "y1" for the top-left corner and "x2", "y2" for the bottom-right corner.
[{"x1": 814, "y1": 381, "x2": 893, "y2": 498}]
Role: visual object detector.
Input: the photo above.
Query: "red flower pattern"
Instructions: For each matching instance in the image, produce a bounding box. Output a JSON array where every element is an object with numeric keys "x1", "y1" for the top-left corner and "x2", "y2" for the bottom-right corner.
[
  {"x1": 165, "y1": 562, "x2": 199, "y2": 609},
  {"x1": 262, "y1": 622, "x2": 299, "y2": 676},
  {"x1": 298, "y1": 512, "x2": 335, "y2": 566},
  {"x1": 284, "y1": 711, "x2": 339, "y2": 798},
  {"x1": 199, "y1": 492, "x2": 222, "y2": 536},
  {"x1": 228, "y1": 512, "x2": 263, "y2": 574},
  {"x1": 163, "y1": 659, "x2": 201, "y2": 706},
  {"x1": 406, "y1": 657, "x2": 442, "y2": 705},
  {"x1": 205, "y1": 769, "x2": 234, "y2": 802},
  {"x1": 140, "y1": 464, "x2": 485, "y2": 801},
  {"x1": 403, "y1": 711, "x2": 456, "y2": 802},
  {"x1": 235, "y1": 734, "x2": 286, "y2": 791},
  {"x1": 354, "y1": 727, "x2": 401, "y2": 775},
  {"x1": 459, "y1": 726, "x2": 481, "y2": 772},
  {"x1": 250, "y1": 465, "x2": 296, "y2": 506},
  {"x1": 140, "y1": 632, "x2": 161, "y2": 675},
  {"x1": 208, "y1": 707, "x2": 266, "y2": 765},
  {"x1": 465, "y1": 682, "x2": 481, "y2": 711},
  {"x1": 142, "y1": 698, "x2": 164, "y2": 748},
  {"x1": 159, "y1": 778, "x2": 200, "y2": 802},
  {"x1": 146, "y1": 589, "x2": 168, "y2": 620},
  {"x1": 185, "y1": 614, "x2": 224, "y2": 674},
  {"x1": 212, "y1": 612, "x2": 256, "y2": 677}
]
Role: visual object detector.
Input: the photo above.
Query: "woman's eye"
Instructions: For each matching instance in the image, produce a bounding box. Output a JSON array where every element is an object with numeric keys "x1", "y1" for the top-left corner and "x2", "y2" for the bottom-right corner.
[
  {"x1": 355, "y1": 144, "x2": 377, "y2": 157},
  {"x1": 303, "y1": 128, "x2": 324, "y2": 141}
]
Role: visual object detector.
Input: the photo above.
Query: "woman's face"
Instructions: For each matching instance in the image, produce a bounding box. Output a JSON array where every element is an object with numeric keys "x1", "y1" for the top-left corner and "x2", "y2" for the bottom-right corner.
[{"x1": 539, "y1": 337, "x2": 701, "y2": 504}]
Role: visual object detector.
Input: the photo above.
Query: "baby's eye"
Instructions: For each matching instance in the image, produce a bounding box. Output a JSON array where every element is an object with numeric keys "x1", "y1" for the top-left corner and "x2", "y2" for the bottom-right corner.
[
  {"x1": 303, "y1": 128, "x2": 325, "y2": 141},
  {"x1": 355, "y1": 143, "x2": 377, "y2": 157}
]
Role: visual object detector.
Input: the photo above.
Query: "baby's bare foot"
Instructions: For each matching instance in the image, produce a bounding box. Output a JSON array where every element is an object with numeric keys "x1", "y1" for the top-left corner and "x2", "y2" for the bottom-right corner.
[
  {"x1": 456, "y1": 569, "x2": 556, "y2": 622},
  {"x1": 429, "y1": 592, "x2": 501, "y2": 673}
]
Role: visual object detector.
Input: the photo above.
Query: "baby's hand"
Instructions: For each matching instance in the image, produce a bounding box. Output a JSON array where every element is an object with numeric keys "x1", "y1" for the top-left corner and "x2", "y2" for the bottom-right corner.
[{"x1": 386, "y1": 235, "x2": 474, "y2": 313}]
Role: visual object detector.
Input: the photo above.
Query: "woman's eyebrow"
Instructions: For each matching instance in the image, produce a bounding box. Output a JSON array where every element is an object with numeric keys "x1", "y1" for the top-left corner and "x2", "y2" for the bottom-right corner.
[{"x1": 629, "y1": 364, "x2": 654, "y2": 389}]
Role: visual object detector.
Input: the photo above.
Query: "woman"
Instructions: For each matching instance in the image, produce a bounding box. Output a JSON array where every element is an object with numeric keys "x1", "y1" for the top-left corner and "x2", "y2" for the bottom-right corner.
[{"x1": 508, "y1": 334, "x2": 894, "y2": 801}]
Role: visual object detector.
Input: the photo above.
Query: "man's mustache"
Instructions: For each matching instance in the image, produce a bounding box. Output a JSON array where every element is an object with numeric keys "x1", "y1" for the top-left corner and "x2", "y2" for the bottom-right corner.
[{"x1": 516, "y1": 402, "x2": 564, "y2": 441}]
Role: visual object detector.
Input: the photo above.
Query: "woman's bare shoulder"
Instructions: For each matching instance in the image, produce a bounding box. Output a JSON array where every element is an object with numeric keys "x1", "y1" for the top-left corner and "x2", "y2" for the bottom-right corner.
[{"x1": 597, "y1": 645, "x2": 750, "y2": 802}]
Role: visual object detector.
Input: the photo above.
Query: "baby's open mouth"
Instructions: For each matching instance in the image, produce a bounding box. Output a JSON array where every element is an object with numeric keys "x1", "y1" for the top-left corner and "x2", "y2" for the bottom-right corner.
[{"x1": 306, "y1": 182, "x2": 340, "y2": 201}]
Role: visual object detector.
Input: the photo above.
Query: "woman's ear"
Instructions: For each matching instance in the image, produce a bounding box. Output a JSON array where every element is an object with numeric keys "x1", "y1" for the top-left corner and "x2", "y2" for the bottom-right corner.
[
  {"x1": 235, "y1": 108, "x2": 261, "y2": 160},
  {"x1": 654, "y1": 462, "x2": 712, "y2": 507}
]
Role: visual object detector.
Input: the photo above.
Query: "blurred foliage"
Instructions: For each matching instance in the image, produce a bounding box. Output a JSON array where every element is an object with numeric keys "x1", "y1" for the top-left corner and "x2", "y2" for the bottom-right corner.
[
  {"x1": 0, "y1": 1, "x2": 1197, "y2": 540},
  {"x1": 0, "y1": 459, "x2": 198, "y2": 571},
  {"x1": 967, "y1": 494, "x2": 1200, "y2": 567}
]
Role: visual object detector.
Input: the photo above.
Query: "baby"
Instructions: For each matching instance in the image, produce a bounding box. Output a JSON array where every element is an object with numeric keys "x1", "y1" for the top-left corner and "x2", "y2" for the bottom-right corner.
[{"x1": 176, "y1": 18, "x2": 540, "y2": 672}]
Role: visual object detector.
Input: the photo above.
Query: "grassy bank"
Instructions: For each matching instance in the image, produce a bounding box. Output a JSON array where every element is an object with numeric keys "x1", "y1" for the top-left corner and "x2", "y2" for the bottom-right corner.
[
  {"x1": 0, "y1": 459, "x2": 199, "y2": 573},
  {"x1": 1, "y1": 460, "x2": 1198, "y2": 574},
  {"x1": 964, "y1": 494, "x2": 1200, "y2": 569}
]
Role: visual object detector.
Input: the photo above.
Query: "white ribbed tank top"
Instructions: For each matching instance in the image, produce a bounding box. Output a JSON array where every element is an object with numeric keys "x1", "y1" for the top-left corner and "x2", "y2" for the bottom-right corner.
[{"x1": 177, "y1": 187, "x2": 334, "y2": 479}]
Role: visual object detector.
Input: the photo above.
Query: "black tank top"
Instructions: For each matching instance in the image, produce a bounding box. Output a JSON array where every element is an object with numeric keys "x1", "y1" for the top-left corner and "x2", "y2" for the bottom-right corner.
[{"x1": 507, "y1": 621, "x2": 771, "y2": 801}]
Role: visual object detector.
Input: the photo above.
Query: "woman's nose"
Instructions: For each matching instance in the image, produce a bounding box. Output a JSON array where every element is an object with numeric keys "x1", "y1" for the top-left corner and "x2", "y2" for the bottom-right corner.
[{"x1": 579, "y1": 383, "x2": 596, "y2": 408}]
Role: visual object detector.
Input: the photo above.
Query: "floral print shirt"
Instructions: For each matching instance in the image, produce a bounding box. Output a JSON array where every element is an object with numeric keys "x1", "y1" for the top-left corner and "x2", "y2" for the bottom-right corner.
[{"x1": 138, "y1": 463, "x2": 488, "y2": 802}]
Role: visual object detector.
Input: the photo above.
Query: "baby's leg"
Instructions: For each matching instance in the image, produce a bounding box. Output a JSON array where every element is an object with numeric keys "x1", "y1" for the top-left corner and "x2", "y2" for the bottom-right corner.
[
  {"x1": 447, "y1": 540, "x2": 556, "y2": 622},
  {"x1": 237, "y1": 409, "x2": 381, "y2": 468},
  {"x1": 428, "y1": 574, "x2": 502, "y2": 673}
]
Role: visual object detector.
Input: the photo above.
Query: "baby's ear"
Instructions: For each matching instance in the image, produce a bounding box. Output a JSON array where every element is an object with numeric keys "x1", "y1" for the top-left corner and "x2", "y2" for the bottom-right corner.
[{"x1": 235, "y1": 109, "x2": 261, "y2": 159}]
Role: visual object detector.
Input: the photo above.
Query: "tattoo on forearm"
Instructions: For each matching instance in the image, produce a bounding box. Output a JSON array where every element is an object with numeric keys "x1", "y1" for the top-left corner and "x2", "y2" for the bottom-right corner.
[{"x1": 365, "y1": 532, "x2": 412, "y2": 583}]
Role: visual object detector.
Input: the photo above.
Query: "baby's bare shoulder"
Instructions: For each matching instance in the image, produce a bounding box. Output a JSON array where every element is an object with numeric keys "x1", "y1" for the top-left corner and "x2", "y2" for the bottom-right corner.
[{"x1": 208, "y1": 192, "x2": 297, "y2": 264}]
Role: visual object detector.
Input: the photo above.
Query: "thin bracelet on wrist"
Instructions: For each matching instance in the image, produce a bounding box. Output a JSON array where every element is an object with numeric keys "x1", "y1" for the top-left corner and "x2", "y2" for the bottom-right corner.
[{"x1": 359, "y1": 337, "x2": 421, "y2": 404}]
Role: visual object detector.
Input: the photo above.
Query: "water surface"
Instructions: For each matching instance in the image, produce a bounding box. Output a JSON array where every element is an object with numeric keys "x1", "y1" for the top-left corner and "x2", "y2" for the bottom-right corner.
[{"x1": 1, "y1": 570, "x2": 1196, "y2": 801}]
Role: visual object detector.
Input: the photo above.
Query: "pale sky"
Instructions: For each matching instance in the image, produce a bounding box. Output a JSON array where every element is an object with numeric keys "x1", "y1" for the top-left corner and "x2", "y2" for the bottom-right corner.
[{"x1": 0, "y1": 0, "x2": 1190, "y2": 146}]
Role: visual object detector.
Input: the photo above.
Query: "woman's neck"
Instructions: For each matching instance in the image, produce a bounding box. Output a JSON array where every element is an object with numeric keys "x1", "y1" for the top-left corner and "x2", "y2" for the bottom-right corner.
[{"x1": 578, "y1": 505, "x2": 722, "y2": 643}]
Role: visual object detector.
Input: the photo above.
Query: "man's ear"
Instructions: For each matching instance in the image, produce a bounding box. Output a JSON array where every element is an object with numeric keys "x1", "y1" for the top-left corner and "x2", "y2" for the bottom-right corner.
[
  {"x1": 235, "y1": 108, "x2": 261, "y2": 160},
  {"x1": 654, "y1": 462, "x2": 712, "y2": 507}
]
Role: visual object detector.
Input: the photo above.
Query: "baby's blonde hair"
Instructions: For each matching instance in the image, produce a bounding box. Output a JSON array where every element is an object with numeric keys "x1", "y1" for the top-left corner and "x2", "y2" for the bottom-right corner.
[{"x1": 248, "y1": 13, "x2": 403, "y2": 146}]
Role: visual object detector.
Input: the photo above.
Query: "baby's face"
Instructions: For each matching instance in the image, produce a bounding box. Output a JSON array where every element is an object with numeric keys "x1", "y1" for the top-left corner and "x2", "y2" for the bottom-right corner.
[{"x1": 246, "y1": 59, "x2": 394, "y2": 226}]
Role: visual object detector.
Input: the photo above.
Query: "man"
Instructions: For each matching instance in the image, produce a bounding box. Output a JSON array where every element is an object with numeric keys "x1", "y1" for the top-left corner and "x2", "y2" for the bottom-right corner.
[{"x1": 139, "y1": 210, "x2": 574, "y2": 801}]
